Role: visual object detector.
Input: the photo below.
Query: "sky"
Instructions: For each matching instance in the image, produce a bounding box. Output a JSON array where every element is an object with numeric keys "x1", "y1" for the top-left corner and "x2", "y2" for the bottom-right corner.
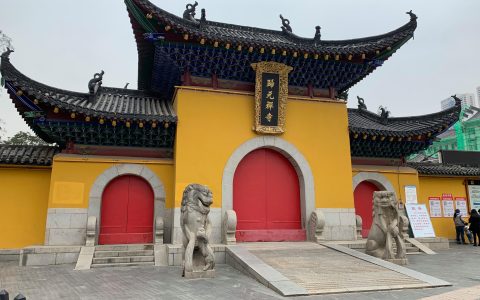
[{"x1": 0, "y1": 0, "x2": 479, "y2": 137}]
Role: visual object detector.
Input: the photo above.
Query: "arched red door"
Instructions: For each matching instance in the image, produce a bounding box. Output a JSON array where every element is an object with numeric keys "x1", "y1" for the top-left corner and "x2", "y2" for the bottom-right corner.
[
  {"x1": 233, "y1": 148, "x2": 304, "y2": 242},
  {"x1": 99, "y1": 175, "x2": 154, "y2": 244},
  {"x1": 354, "y1": 181, "x2": 380, "y2": 238}
]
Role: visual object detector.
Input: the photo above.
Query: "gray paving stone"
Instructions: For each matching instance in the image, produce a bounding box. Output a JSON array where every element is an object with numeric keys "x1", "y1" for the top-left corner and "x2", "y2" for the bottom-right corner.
[{"x1": 2, "y1": 243, "x2": 480, "y2": 299}]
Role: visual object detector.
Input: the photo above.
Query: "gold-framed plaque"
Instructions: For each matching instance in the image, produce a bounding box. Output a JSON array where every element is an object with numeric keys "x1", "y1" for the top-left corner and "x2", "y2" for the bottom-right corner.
[{"x1": 251, "y1": 62, "x2": 293, "y2": 134}]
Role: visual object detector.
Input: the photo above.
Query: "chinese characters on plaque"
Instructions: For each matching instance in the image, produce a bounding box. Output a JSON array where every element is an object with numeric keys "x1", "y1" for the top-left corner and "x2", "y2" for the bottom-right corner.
[
  {"x1": 261, "y1": 74, "x2": 280, "y2": 125},
  {"x1": 251, "y1": 62, "x2": 293, "y2": 134}
]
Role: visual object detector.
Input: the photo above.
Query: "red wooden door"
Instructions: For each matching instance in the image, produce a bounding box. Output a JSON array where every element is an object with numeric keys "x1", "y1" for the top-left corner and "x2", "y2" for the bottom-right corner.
[
  {"x1": 99, "y1": 175, "x2": 154, "y2": 244},
  {"x1": 353, "y1": 181, "x2": 380, "y2": 238},
  {"x1": 233, "y1": 148, "x2": 304, "y2": 242}
]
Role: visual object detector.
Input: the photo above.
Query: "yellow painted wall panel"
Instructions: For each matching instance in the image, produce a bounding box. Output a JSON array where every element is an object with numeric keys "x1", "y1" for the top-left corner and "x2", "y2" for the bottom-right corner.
[
  {"x1": 417, "y1": 176, "x2": 468, "y2": 239},
  {"x1": 52, "y1": 182, "x2": 84, "y2": 205},
  {"x1": 0, "y1": 167, "x2": 51, "y2": 249},
  {"x1": 174, "y1": 88, "x2": 354, "y2": 209},
  {"x1": 48, "y1": 156, "x2": 175, "y2": 209}
]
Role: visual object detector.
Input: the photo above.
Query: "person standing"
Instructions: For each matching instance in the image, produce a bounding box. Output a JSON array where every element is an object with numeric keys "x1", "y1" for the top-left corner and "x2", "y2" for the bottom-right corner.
[
  {"x1": 469, "y1": 209, "x2": 480, "y2": 246},
  {"x1": 454, "y1": 209, "x2": 466, "y2": 244}
]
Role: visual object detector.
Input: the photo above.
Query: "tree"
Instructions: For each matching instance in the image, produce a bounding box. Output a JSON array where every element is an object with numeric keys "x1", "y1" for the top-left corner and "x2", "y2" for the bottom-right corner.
[{"x1": 3, "y1": 131, "x2": 48, "y2": 146}]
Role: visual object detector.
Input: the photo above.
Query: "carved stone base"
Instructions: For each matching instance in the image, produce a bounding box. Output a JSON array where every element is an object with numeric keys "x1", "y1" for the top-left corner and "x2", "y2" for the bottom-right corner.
[
  {"x1": 386, "y1": 258, "x2": 408, "y2": 265},
  {"x1": 184, "y1": 269, "x2": 215, "y2": 279}
]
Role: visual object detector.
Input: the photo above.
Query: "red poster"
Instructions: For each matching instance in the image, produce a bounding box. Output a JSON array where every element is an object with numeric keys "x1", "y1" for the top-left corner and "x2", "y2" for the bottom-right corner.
[{"x1": 442, "y1": 193, "x2": 453, "y2": 200}]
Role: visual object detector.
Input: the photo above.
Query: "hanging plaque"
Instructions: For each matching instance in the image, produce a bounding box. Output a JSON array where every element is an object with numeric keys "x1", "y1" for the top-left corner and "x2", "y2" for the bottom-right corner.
[{"x1": 251, "y1": 62, "x2": 293, "y2": 134}]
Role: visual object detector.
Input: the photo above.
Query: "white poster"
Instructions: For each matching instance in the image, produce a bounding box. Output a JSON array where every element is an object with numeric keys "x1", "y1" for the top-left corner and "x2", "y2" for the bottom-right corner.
[
  {"x1": 442, "y1": 200, "x2": 455, "y2": 217},
  {"x1": 405, "y1": 185, "x2": 418, "y2": 204},
  {"x1": 455, "y1": 197, "x2": 468, "y2": 216},
  {"x1": 405, "y1": 204, "x2": 436, "y2": 238},
  {"x1": 468, "y1": 185, "x2": 480, "y2": 211},
  {"x1": 428, "y1": 197, "x2": 442, "y2": 218}
]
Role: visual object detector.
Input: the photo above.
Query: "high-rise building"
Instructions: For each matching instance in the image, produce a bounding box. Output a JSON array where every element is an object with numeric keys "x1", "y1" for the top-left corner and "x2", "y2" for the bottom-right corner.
[
  {"x1": 477, "y1": 86, "x2": 480, "y2": 107},
  {"x1": 441, "y1": 93, "x2": 477, "y2": 110}
]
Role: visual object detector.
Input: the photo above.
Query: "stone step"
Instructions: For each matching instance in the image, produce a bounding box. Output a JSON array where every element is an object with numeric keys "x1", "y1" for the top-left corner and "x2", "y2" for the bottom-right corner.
[
  {"x1": 94, "y1": 244, "x2": 153, "y2": 251},
  {"x1": 91, "y1": 261, "x2": 154, "y2": 268},
  {"x1": 94, "y1": 250, "x2": 154, "y2": 258},
  {"x1": 92, "y1": 255, "x2": 154, "y2": 264}
]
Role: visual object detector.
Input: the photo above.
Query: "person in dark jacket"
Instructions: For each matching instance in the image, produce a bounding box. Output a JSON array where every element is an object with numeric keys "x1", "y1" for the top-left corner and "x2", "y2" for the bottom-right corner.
[
  {"x1": 453, "y1": 209, "x2": 466, "y2": 244},
  {"x1": 468, "y1": 209, "x2": 480, "y2": 246}
]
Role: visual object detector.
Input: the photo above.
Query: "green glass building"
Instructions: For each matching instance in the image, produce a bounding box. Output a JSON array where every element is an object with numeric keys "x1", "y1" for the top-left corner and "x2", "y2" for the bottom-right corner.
[{"x1": 420, "y1": 105, "x2": 480, "y2": 159}]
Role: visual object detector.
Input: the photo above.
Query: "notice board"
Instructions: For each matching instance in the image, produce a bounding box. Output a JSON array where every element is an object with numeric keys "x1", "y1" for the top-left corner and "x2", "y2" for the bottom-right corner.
[{"x1": 405, "y1": 204, "x2": 436, "y2": 238}]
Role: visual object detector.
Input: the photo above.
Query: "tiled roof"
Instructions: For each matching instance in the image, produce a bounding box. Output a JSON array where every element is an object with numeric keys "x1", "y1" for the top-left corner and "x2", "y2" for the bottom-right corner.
[
  {"x1": 408, "y1": 162, "x2": 480, "y2": 177},
  {"x1": 0, "y1": 145, "x2": 59, "y2": 166},
  {"x1": 129, "y1": 0, "x2": 417, "y2": 55},
  {"x1": 0, "y1": 55, "x2": 177, "y2": 123},
  {"x1": 348, "y1": 101, "x2": 461, "y2": 138}
]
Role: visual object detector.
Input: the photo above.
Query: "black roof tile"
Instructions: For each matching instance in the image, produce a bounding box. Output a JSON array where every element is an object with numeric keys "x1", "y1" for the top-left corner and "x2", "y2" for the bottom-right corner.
[
  {"x1": 348, "y1": 101, "x2": 461, "y2": 138},
  {"x1": 408, "y1": 162, "x2": 480, "y2": 177},
  {"x1": 0, "y1": 145, "x2": 59, "y2": 166},
  {"x1": 1, "y1": 55, "x2": 177, "y2": 123},
  {"x1": 129, "y1": 0, "x2": 417, "y2": 55}
]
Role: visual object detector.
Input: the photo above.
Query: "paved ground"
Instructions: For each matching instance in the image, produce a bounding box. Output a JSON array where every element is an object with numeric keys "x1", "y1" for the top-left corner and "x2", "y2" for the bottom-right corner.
[
  {"x1": 1, "y1": 243, "x2": 480, "y2": 299},
  {"x1": 247, "y1": 242, "x2": 425, "y2": 294}
]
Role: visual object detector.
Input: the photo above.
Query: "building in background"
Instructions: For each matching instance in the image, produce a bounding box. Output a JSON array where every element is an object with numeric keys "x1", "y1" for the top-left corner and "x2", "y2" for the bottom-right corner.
[
  {"x1": 477, "y1": 86, "x2": 480, "y2": 106},
  {"x1": 441, "y1": 93, "x2": 477, "y2": 110},
  {"x1": 412, "y1": 105, "x2": 480, "y2": 159}
]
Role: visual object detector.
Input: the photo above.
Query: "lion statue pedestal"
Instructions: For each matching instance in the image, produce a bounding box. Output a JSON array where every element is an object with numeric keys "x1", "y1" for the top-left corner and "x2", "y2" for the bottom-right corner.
[
  {"x1": 365, "y1": 191, "x2": 408, "y2": 265},
  {"x1": 181, "y1": 184, "x2": 216, "y2": 279}
]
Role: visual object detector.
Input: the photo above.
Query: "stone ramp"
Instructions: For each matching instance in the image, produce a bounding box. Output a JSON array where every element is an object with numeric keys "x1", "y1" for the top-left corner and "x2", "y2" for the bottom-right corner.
[{"x1": 227, "y1": 242, "x2": 450, "y2": 296}]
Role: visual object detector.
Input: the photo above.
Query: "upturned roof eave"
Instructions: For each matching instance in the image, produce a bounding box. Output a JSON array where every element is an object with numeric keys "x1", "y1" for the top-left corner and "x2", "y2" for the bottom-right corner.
[
  {"x1": 127, "y1": 0, "x2": 417, "y2": 53},
  {"x1": 1, "y1": 56, "x2": 177, "y2": 123},
  {"x1": 347, "y1": 102, "x2": 461, "y2": 139}
]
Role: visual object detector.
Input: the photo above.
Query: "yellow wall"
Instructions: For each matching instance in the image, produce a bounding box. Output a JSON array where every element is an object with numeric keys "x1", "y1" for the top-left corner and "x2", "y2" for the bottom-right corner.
[
  {"x1": 174, "y1": 87, "x2": 354, "y2": 209},
  {"x1": 0, "y1": 166, "x2": 51, "y2": 249},
  {"x1": 48, "y1": 155, "x2": 175, "y2": 209},
  {"x1": 417, "y1": 176, "x2": 468, "y2": 239},
  {"x1": 351, "y1": 166, "x2": 470, "y2": 239},
  {"x1": 352, "y1": 165, "x2": 420, "y2": 203}
]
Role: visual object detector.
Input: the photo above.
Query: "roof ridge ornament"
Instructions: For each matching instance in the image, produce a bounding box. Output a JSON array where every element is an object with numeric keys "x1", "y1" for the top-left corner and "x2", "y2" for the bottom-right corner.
[
  {"x1": 451, "y1": 95, "x2": 462, "y2": 106},
  {"x1": 1, "y1": 47, "x2": 14, "y2": 60},
  {"x1": 88, "y1": 70, "x2": 104, "y2": 96},
  {"x1": 200, "y1": 8, "x2": 206, "y2": 25},
  {"x1": 378, "y1": 106, "x2": 390, "y2": 123},
  {"x1": 357, "y1": 96, "x2": 367, "y2": 110},
  {"x1": 183, "y1": 2, "x2": 199, "y2": 24},
  {"x1": 279, "y1": 14, "x2": 293, "y2": 33},
  {"x1": 406, "y1": 10, "x2": 417, "y2": 21},
  {"x1": 314, "y1": 26, "x2": 321, "y2": 43}
]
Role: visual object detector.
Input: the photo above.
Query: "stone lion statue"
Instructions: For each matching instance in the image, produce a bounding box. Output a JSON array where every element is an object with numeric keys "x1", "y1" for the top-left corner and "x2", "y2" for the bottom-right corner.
[
  {"x1": 181, "y1": 184, "x2": 215, "y2": 277},
  {"x1": 365, "y1": 191, "x2": 406, "y2": 262}
]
